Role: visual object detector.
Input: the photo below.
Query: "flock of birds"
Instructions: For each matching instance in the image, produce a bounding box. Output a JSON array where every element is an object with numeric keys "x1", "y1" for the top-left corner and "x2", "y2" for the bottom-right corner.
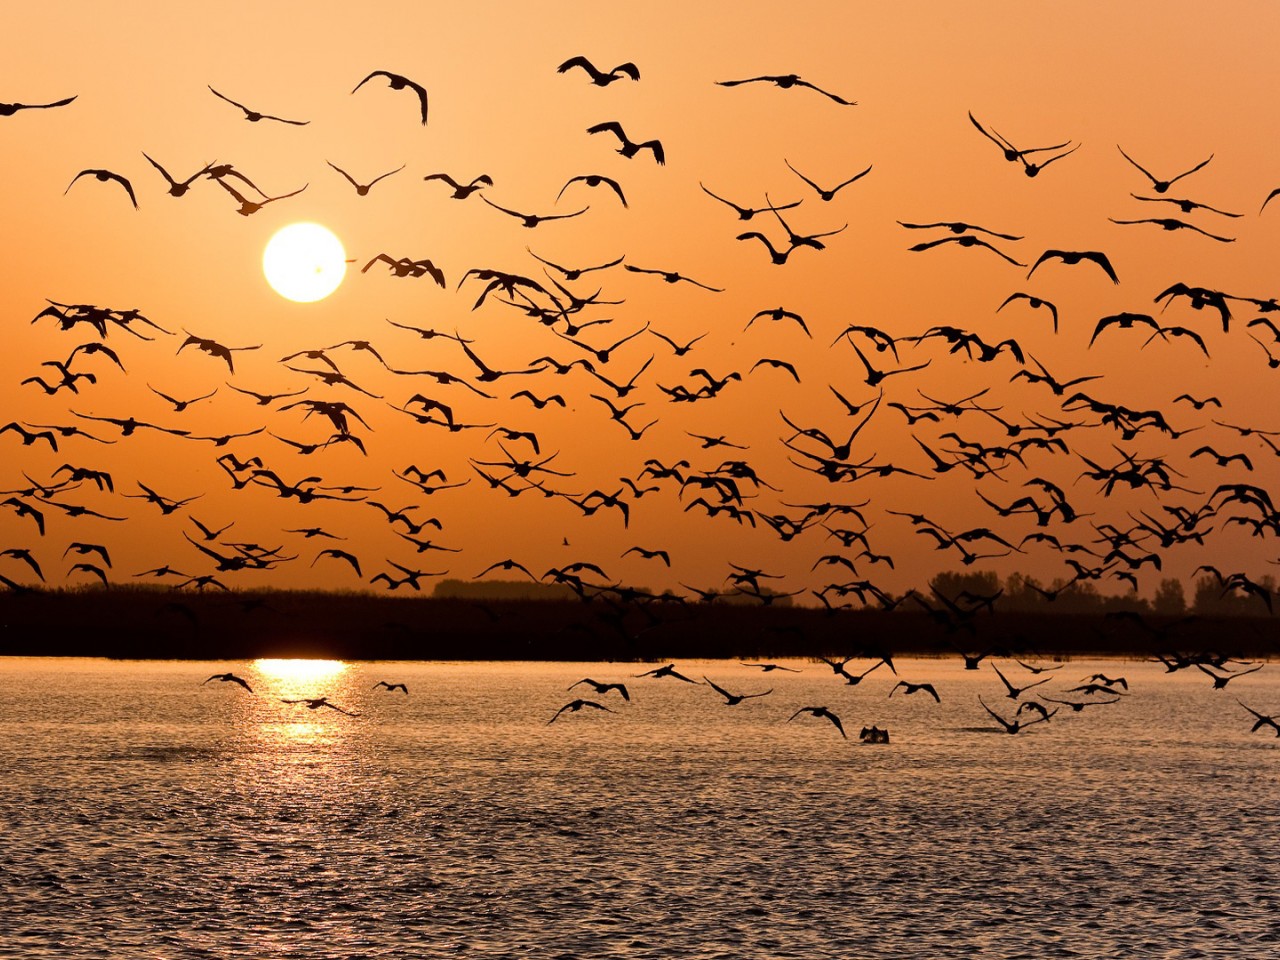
[
  {"x1": 4, "y1": 53, "x2": 1280, "y2": 717},
  {"x1": 201, "y1": 644, "x2": 1279, "y2": 741}
]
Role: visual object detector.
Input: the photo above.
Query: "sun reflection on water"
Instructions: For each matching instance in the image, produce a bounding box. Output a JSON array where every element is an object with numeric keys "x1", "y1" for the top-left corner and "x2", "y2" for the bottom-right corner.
[
  {"x1": 243, "y1": 659, "x2": 358, "y2": 752},
  {"x1": 253, "y1": 658, "x2": 348, "y2": 685}
]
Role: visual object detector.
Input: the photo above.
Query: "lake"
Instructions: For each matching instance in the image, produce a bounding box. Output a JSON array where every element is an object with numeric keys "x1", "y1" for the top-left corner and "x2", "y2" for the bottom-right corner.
[{"x1": 1, "y1": 655, "x2": 1277, "y2": 958}]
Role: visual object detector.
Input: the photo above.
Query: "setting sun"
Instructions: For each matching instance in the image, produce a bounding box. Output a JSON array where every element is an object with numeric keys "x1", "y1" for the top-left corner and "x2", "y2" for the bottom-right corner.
[{"x1": 262, "y1": 222, "x2": 346, "y2": 302}]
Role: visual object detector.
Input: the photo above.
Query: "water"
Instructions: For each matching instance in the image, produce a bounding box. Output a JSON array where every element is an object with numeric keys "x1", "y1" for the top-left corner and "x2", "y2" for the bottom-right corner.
[{"x1": 2, "y1": 656, "x2": 1278, "y2": 959}]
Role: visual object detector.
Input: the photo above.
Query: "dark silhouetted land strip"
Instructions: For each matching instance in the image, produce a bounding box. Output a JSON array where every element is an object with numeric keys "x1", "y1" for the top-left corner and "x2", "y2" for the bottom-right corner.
[{"x1": 1, "y1": 585, "x2": 1277, "y2": 662}]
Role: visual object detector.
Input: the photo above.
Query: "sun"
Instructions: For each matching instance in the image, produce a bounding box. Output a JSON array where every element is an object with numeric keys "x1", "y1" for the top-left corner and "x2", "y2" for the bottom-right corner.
[{"x1": 262, "y1": 222, "x2": 347, "y2": 302}]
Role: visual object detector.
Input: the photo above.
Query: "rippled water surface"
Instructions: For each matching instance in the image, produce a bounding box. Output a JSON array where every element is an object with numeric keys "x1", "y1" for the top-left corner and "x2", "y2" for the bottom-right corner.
[{"x1": 2, "y1": 655, "x2": 1278, "y2": 959}]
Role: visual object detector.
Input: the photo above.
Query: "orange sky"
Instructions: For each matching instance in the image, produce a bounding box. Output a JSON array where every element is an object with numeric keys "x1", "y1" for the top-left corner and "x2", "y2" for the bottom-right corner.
[{"x1": 3, "y1": 2, "x2": 1280, "y2": 604}]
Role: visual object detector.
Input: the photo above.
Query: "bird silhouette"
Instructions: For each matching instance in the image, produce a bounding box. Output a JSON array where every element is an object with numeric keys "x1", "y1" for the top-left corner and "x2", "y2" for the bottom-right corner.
[
  {"x1": 352, "y1": 70, "x2": 428, "y2": 124},
  {"x1": 208, "y1": 86, "x2": 308, "y2": 124},
  {"x1": 718, "y1": 74, "x2": 856, "y2": 105},
  {"x1": 216, "y1": 178, "x2": 306, "y2": 216},
  {"x1": 480, "y1": 194, "x2": 588, "y2": 228},
  {"x1": 557, "y1": 174, "x2": 627, "y2": 207},
  {"x1": 1, "y1": 94, "x2": 77, "y2": 116},
  {"x1": 788, "y1": 706, "x2": 847, "y2": 738},
  {"x1": 1109, "y1": 217, "x2": 1234, "y2": 243},
  {"x1": 968, "y1": 112, "x2": 1073, "y2": 173},
  {"x1": 548, "y1": 699, "x2": 615, "y2": 723},
  {"x1": 1028, "y1": 249, "x2": 1119, "y2": 284},
  {"x1": 784, "y1": 160, "x2": 873, "y2": 200},
  {"x1": 281, "y1": 697, "x2": 360, "y2": 716},
  {"x1": 373, "y1": 681, "x2": 409, "y2": 694},
  {"x1": 587, "y1": 121, "x2": 664, "y2": 164},
  {"x1": 634, "y1": 663, "x2": 699, "y2": 683},
  {"x1": 703, "y1": 677, "x2": 772, "y2": 705},
  {"x1": 557, "y1": 57, "x2": 640, "y2": 85},
  {"x1": 1237, "y1": 700, "x2": 1280, "y2": 736},
  {"x1": 65, "y1": 169, "x2": 137, "y2": 208},
  {"x1": 700, "y1": 183, "x2": 801, "y2": 219},
  {"x1": 569, "y1": 678, "x2": 630, "y2": 700},
  {"x1": 142, "y1": 154, "x2": 214, "y2": 197},
  {"x1": 979, "y1": 697, "x2": 1055, "y2": 733},
  {"x1": 327, "y1": 161, "x2": 404, "y2": 195},
  {"x1": 423, "y1": 172, "x2": 492, "y2": 198},
  {"x1": 1117, "y1": 145, "x2": 1213, "y2": 193},
  {"x1": 204, "y1": 673, "x2": 253, "y2": 693},
  {"x1": 992, "y1": 663, "x2": 1050, "y2": 700},
  {"x1": 890, "y1": 681, "x2": 941, "y2": 702}
]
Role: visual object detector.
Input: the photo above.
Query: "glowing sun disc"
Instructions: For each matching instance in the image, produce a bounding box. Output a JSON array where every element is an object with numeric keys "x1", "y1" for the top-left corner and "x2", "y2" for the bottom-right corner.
[{"x1": 263, "y1": 222, "x2": 346, "y2": 302}]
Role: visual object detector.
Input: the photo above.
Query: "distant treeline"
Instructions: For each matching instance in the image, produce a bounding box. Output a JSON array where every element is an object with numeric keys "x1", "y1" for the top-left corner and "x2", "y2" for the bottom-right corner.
[{"x1": 1, "y1": 576, "x2": 1276, "y2": 662}]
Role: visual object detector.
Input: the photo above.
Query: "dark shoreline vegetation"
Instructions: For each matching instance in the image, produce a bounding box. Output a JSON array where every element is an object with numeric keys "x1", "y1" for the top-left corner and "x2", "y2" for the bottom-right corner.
[{"x1": 2, "y1": 580, "x2": 1277, "y2": 662}]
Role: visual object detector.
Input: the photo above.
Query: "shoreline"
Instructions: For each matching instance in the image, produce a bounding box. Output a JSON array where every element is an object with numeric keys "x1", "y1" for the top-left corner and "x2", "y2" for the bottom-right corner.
[{"x1": 2, "y1": 588, "x2": 1277, "y2": 662}]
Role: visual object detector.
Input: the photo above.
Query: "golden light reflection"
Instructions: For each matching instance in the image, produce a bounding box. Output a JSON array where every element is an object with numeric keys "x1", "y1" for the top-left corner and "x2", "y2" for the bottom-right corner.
[
  {"x1": 245, "y1": 660, "x2": 356, "y2": 751},
  {"x1": 254, "y1": 658, "x2": 348, "y2": 682}
]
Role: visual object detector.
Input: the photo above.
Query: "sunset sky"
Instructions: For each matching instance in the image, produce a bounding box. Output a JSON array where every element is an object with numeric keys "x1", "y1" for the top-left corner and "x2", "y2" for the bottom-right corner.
[{"x1": 4, "y1": 2, "x2": 1280, "y2": 603}]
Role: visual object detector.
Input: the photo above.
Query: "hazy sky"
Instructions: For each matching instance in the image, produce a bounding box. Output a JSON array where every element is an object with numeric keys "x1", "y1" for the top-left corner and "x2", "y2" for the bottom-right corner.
[{"x1": 4, "y1": 2, "x2": 1280, "y2": 602}]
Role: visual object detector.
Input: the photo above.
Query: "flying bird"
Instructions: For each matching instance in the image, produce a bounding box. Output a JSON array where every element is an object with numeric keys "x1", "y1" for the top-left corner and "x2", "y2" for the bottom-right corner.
[
  {"x1": 280, "y1": 697, "x2": 360, "y2": 716},
  {"x1": 1109, "y1": 217, "x2": 1234, "y2": 243},
  {"x1": 1027, "y1": 249, "x2": 1119, "y2": 284},
  {"x1": 703, "y1": 677, "x2": 772, "y2": 705},
  {"x1": 1, "y1": 94, "x2": 77, "y2": 116},
  {"x1": 788, "y1": 706, "x2": 847, "y2": 738},
  {"x1": 216, "y1": 178, "x2": 307, "y2": 216},
  {"x1": 423, "y1": 173, "x2": 492, "y2": 199},
  {"x1": 557, "y1": 174, "x2": 627, "y2": 207},
  {"x1": 1117, "y1": 145, "x2": 1213, "y2": 193},
  {"x1": 142, "y1": 154, "x2": 213, "y2": 197},
  {"x1": 635, "y1": 663, "x2": 699, "y2": 683},
  {"x1": 207, "y1": 86, "x2": 308, "y2": 124},
  {"x1": 700, "y1": 183, "x2": 801, "y2": 219},
  {"x1": 717, "y1": 74, "x2": 856, "y2": 105},
  {"x1": 557, "y1": 57, "x2": 640, "y2": 85},
  {"x1": 327, "y1": 161, "x2": 404, "y2": 195},
  {"x1": 204, "y1": 673, "x2": 253, "y2": 693},
  {"x1": 569, "y1": 678, "x2": 630, "y2": 700},
  {"x1": 586, "y1": 121, "x2": 665, "y2": 164},
  {"x1": 352, "y1": 70, "x2": 429, "y2": 124},
  {"x1": 548, "y1": 699, "x2": 615, "y2": 723},
  {"x1": 891, "y1": 681, "x2": 941, "y2": 702},
  {"x1": 65, "y1": 169, "x2": 137, "y2": 208},
  {"x1": 997, "y1": 292, "x2": 1059, "y2": 333}
]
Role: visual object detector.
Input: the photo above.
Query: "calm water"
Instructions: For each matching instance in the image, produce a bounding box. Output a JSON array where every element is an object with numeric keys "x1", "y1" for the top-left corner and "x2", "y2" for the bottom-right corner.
[{"x1": 1, "y1": 655, "x2": 1278, "y2": 959}]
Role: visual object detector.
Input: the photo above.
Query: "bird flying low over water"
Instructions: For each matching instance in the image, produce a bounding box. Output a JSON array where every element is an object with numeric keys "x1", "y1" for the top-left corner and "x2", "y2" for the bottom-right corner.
[
  {"x1": 548, "y1": 699, "x2": 614, "y2": 724},
  {"x1": 281, "y1": 697, "x2": 360, "y2": 715},
  {"x1": 979, "y1": 697, "x2": 1055, "y2": 733},
  {"x1": 703, "y1": 677, "x2": 772, "y2": 705},
  {"x1": 891, "y1": 681, "x2": 940, "y2": 702},
  {"x1": 788, "y1": 706, "x2": 847, "y2": 738},
  {"x1": 570, "y1": 678, "x2": 630, "y2": 700},
  {"x1": 373, "y1": 681, "x2": 408, "y2": 694},
  {"x1": 1237, "y1": 700, "x2": 1280, "y2": 736},
  {"x1": 635, "y1": 663, "x2": 699, "y2": 683},
  {"x1": 204, "y1": 672, "x2": 253, "y2": 692}
]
